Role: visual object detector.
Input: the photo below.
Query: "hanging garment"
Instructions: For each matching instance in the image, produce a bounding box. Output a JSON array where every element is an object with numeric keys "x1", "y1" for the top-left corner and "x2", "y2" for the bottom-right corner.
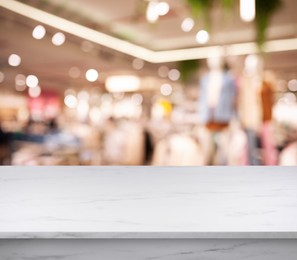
[
  {"x1": 238, "y1": 75, "x2": 262, "y2": 132},
  {"x1": 199, "y1": 71, "x2": 237, "y2": 124},
  {"x1": 260, "y1": 121, "x2": 278, "y2": 165},
  {"x1": 260, "y1": 80, "x2": 274, "y2": 122}
]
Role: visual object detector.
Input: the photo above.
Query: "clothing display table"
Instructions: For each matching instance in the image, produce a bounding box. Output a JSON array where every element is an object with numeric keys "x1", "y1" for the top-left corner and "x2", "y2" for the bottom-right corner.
[{"x1": 0, "y1": 166, "x2": 296, "y2": 259}]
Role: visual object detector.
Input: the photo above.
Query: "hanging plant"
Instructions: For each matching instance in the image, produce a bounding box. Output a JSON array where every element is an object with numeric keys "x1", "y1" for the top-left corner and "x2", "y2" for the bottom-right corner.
[
  {"x1": 186, "y1": 0, "x2": 236, "y2": 29},
  {"x1": 255, "y1": 0, "x2": 282, "y2": 47},
  {"x1": 221, "y1": 0, "x2": 235, "y2": 9},
  {"x1": 178, "y1": 59, "x2": 200, "y2": 84},
  {"x1": 186, "y1": 0, "x2": 214, "y2": 30}
]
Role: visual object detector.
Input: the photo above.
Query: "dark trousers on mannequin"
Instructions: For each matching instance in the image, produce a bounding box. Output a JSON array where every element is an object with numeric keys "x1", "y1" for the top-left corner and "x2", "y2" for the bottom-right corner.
[{"x1": 245, "y1": 129, "x2": 262, "y2": 165}]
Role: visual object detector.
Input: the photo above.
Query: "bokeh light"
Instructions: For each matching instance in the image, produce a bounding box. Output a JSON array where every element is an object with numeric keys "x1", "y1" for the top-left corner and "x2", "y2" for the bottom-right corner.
[
  {"x1": 85, "y1": 69, "x2": 99, "y2": 82},
  {"x1": 64, "y1": 95, "x2": 78, "y2": 108},
  {"x1": 181, "y1": 18, "x2": 194, "y2": 32},
  {"x1": 26, "y1": 75, "x2": 39, "y2": 88},
  {"x1": 52, "y1": 32, "x2": 65, "y2": 46},
  {"x1": 8, "y1": 54, "x2": 21, "y2": 67},
  {"x1": 288, "y1": 79, "x2": 297, "y2": 92},
  {"x1": 160, "y1": 83, "x2": 172, "y2": 96},
  {"x1": 196, "y1": 30, "x2": 209, "y2": 44},
  {"x1": 32, "y1": 25, "x2": 46, "y2": 39},
  {"x1": 168, "y1": 69, "x2": 180, "y2": 81}
]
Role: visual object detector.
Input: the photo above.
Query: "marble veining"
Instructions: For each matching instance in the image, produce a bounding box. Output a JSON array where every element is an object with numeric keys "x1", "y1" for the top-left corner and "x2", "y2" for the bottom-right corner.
[{"x1": 0, "y1": 166, "x2": 297, "y2": 239}]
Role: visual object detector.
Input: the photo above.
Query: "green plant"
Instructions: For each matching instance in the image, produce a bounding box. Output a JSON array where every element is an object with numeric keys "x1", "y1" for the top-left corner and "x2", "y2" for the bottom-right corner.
[
  {"x1": 186, "y1": 0, "x2": 214, "y2": 29},
  {"x1": 186, "y1": 0, "x2": 283, "y2": 48},
  {"x1": 186, "y1": 0, "x2": 236, "y2": 29},
  {"x1": 255, "y1": 0, "x2": 282, "y2": 47},
  {"x1": 178, "y1": 59, "x2": 200, "y2": 83}
]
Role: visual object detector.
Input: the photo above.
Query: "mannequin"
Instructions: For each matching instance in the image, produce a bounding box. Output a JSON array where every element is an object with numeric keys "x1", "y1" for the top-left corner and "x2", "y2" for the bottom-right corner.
[
  {"x1": 198, "y1": 55, "x2": 237, "y2": 164},
  {"x1": 239, "y1": 55, "x2": 277, "y2": 165},
  {"x1": 238, "y1": 54, "x2": 263, "y2": 165},
  {"x1": 199, "y1": 56, "x2": 237, "y2": 128}
]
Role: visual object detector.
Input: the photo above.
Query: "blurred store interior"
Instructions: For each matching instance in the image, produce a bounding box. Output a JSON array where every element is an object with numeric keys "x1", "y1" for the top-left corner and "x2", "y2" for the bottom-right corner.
[{"x1": 0, "y1": 0, "x2": 297, "y2": 166}]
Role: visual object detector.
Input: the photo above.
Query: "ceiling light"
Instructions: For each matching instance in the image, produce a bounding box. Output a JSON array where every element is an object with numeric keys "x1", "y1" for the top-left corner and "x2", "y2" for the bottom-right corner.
[
  {"x1": 2, "y1": 0, "x2": 297, "y2": 63},
  {"x1": 52, "y1": 32, "x2": 65, "y2": 46},
  {"x1": 8, "y1": 54, "x2": 21, "y2": 67},
  {"x1": 196, "y1": 30, "x2": 209, "y2": 44},
  {"x1": 240, "y1": 0, "x2": 255, "y2": 22},
  {"x1": 26, "y1": 75, "x2": 39, "y2": 88},
  {"x1": 168, "y1": 69, "x2": 180, "y2": 81},
  {"x1": 64, "y1": 95, "x2": 78, "y2": 108},
  {"x1": 32, "y1": 25, "x2": 46, "y2": 39},
  {"x1": 181, "y1": 18, "x2": 194, "y2": 32},
  {"x1": 160, "y1": 83, "x2": 172, "y2": 96},
  {"x1": 106, "y1": 75, "x2": 141, "y2": 92},
  {"x1": 85, "y1": 69, "x2": 99, "y2": 82},
  {"x1": 156, "y1": 2, "x2": 170, "y2": 16},
  {"x1": 146, "y1": 1, "x2": 159, "y2": 23},
  {"x1": 28, "y1": 85, "x2": 41, "y2": 98}
]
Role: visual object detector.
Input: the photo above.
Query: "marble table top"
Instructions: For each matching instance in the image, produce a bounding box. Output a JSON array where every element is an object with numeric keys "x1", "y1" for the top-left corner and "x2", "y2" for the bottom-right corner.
[{"x1": 0, "y1": 166, "x2": 296, "y2": 239}]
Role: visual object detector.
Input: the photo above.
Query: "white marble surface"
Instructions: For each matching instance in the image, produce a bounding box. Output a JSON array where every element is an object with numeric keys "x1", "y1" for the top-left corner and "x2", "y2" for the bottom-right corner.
[{"x1": 0, "y1": 166, "x2": 297, "y2": 238}]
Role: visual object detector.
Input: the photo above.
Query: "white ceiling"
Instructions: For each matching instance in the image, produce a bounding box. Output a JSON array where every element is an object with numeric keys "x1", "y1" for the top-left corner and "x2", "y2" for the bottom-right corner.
[{"x1": 0, "y1": 0, "x2": 296, "y2": 94}]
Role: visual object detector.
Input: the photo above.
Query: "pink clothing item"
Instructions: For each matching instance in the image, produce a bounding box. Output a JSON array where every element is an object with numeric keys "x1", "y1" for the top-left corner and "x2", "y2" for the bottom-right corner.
[{"x1": 261, "y1": 122, "x2": 278, "y2": 165}]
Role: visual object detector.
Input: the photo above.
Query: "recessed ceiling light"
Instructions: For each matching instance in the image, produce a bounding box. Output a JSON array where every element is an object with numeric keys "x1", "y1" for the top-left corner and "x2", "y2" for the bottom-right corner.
[
  {"x1": 240, "y1": 0, "x2": 255, "y2": 22},
  {"x1": 32, "y1": 25, "x2": 46, "y2": 39},
  {"x1": 8, "y1": 54, "x2": 21, "y2": 67},
  {"x1": 157, "y1": 2, "x2": 170, "y2": 16},
  {"x1": 52, "y1": 32, "x2": 65, "y2": 46},
  {"x1": 85, "y1": 69, "x2": 99, "y2": 82},
  {"x1": 181, "y1": 18, "x2": 194, "y2": 32},
  {"x1": 196, "y1": 30, "x2": 209, "y2": 44},
  {"x1": 146, "y1": 1, "x2": 159, "y2": 23},
  {"x1": 26, "y1": 75, "x2": 39, "y2": 88}
]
